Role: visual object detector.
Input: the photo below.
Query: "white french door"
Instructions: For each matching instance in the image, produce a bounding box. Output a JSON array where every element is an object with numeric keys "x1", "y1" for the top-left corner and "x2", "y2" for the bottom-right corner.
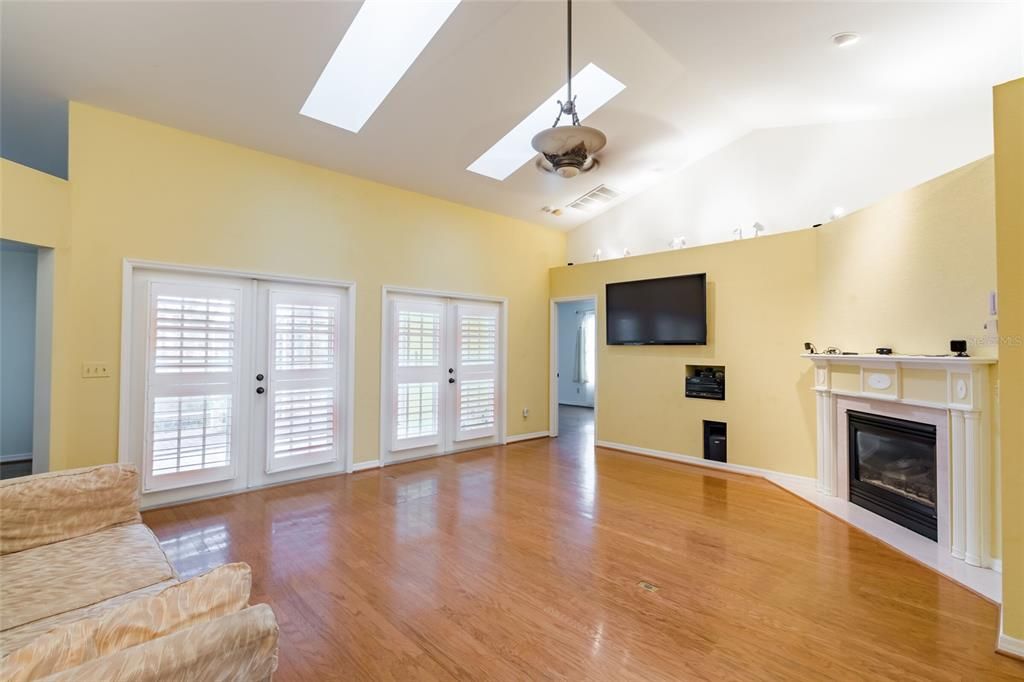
[
  {"x1": 125, "y1": 267, "x2": 351, "y2": 506},
  {"x1": 383, "y1": 291, "x2": 503, "y2": 463},
  {"x1": 250, "y1": 283, "x2": 345, "y2": 487}
]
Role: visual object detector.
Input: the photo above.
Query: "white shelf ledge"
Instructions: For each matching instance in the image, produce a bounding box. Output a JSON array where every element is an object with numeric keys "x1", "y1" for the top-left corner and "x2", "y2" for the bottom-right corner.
[{"x1": 801, "y1": 353, "x2": 996, "y2": 366}]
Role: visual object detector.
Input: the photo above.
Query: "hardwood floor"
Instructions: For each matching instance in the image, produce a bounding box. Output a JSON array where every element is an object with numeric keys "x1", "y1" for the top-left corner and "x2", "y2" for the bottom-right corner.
[{"x1": 144, "y1": 414, "x2": 1021, "y2": 681}]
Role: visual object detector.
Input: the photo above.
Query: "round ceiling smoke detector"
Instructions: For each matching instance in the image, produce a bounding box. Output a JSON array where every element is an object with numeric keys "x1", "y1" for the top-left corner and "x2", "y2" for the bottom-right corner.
[{"x1": 832, "y1": 32, "x2": 860, "y2": 48}]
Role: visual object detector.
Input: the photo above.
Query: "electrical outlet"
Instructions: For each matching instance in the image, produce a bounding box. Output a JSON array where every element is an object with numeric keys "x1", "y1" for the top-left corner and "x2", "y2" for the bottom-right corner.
[{"x1": 82, "y1": 362, "x2": 111, "y2": 378}]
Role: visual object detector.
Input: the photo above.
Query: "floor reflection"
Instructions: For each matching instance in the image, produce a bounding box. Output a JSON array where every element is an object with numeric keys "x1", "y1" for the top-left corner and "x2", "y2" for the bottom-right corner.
[{"x1": 158, "y1": 523, "x2": 229, "y2": 578}]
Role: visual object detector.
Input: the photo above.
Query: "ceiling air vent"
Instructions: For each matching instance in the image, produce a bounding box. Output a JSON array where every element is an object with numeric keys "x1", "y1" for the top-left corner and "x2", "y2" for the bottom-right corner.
[{"x1": 568, "y1": 184, "x2": 620, "y2": 212}]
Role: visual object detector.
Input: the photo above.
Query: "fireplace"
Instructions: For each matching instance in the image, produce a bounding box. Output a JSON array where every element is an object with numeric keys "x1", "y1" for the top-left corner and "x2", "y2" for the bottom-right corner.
[{"x1": 847, "y1": 410, "x2": 938, "y2": 540}]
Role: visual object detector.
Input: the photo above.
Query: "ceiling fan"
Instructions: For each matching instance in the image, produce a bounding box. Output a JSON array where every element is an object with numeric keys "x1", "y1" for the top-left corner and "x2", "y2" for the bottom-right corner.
[{"x1": 531, "y1": 0, "x2": 607, "y2": 178}]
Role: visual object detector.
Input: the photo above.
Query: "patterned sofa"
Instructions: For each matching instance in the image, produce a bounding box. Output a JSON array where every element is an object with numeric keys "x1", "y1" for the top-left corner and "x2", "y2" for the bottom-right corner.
[{"x1": 0, "y1": 464, "x2": 278, "y2": 681}]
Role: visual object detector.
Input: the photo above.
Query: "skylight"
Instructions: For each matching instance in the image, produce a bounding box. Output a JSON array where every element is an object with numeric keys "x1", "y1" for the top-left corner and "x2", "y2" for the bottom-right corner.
[
  {"x1": 301, "y1": 0, "x2": 462, "y2": 133},
  {"x1": 467, "y1": 63, "x2": 625, "y2": 181}
]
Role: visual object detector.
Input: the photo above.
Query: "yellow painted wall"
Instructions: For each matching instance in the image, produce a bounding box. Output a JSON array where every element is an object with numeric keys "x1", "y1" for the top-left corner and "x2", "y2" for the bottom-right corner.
[
  {"x1": 551, "y1": 155, "x2": 1000, "y2": 480},
  {"x1": 550, "y1": 231, "x2": 820, "y2": 476},
  {"x1": 994, "y1": 77, "x2": 1024, "y2": 643},
  {"x1": 1, "y1": 159, "x2": 71, "y2": 248},
  {"x1": 816, "y1": 157, "x2": 996, "y2": 357},
  {"x1": 25, "y1": 102, "x2": 565, "y2": 471}
]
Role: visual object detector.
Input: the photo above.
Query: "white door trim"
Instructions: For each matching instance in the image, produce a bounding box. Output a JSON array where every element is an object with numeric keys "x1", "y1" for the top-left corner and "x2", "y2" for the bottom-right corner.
[
  {"x1": 549, "y1": 296, "x2": 599, "y2": 439},
  {"x1": 379, "y1": 285, "x2": 508, "y2": 465},
  {"x1": 117, "y1": 258, "x2": 357, "y2": 495},
  {"x1": 32, "y1": 247, "x2": 55, "y2": 474}
]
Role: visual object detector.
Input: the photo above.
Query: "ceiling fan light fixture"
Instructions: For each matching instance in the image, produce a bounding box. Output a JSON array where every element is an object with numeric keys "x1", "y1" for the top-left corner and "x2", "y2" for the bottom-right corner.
[
  {"x1": 532, "y1": 0, "x2": 607, "y2": 178},
  {"x1": 532, "y1": 125, "x2": 606, "y2": 177}
]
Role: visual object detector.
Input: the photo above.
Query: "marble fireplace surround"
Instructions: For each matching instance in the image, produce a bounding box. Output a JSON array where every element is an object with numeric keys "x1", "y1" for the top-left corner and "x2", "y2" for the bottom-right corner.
[{"x1": 790, "y1": 353, "x2": 999, "y2": 600}]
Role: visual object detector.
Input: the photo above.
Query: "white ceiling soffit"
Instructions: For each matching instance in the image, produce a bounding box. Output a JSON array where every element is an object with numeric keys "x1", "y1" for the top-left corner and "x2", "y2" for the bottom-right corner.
[{"x1": 2, "y1": 1, "x2": 1021, "y2": 231}]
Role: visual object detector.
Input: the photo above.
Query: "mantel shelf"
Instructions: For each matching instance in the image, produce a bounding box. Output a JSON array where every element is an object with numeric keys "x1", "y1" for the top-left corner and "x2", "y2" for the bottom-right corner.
[{"x1": 801, "y1": 353, "x2": 997, "y2": 366}]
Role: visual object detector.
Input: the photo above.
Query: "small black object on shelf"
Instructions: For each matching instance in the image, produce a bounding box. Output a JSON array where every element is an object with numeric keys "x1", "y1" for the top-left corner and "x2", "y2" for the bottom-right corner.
[
  {"x1": 804, "y1": 342, "x2": 817, "y2": 354},
  {"x1": 876, "y1": 347, "x2": 892, "y2": 355},
  {"x1": 951, "y1": 339, "x2": 968, "y2": 357}
]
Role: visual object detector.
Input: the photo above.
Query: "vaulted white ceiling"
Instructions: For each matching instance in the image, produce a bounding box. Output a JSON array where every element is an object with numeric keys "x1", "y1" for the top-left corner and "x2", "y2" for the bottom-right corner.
[{"x1": 3, "y1": 1, "x2": 1021, "y2": 229}]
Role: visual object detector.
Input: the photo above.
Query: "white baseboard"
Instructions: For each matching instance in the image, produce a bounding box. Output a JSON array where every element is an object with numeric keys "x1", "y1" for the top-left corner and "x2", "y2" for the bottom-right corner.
[
  {"x1": 506, "y1": 431, "x2": 551, "y2": 444},
  {"x1": 998, "y1": 610, "x2": 1024, "y2": 658},
  {"x1": 351, "y1": 459, "x2": 381, "y2": 472},
  {"x1": 595, "y1": 440, "x2": 814, "y2": 488}
]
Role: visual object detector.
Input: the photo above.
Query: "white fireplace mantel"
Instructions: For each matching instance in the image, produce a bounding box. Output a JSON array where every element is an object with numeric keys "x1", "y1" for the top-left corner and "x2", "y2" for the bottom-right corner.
[{"x1": 803, "y1": 353, "x2": 996, "y2": 571}]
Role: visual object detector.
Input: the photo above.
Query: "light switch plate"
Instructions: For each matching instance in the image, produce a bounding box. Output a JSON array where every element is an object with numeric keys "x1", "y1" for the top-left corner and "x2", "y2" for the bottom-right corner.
[{"x1": 82, "y1": 362, "x2": 111, "y2": 378}]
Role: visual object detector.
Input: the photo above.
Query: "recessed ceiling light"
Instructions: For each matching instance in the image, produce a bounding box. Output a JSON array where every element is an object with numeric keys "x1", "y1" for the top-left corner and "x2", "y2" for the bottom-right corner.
[
  {"x1": 832, "y1": 32, "x2": 860, "y2": 48},
  {"x1": 301, "y1": 0, "x2": 461, "y2": 133},
  {"x1": 467, "y1": 63, "x2": 626, "y2": 181}
]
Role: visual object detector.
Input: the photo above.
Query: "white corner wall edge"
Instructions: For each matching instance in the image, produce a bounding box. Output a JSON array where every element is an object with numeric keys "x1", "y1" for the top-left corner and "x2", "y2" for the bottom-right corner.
[
  {"x1": 506, "y1": 431, "x2": 552, "y2": 443},
  {"x1": 998, "y1": 614, "x2": 1024, "y2": 659},
  {"x1": 351, "y1": 459, "x2": 381, "y2": 472},
  {"x1": 595, "y1": 439, "x2": 1002, "y2": 603}
]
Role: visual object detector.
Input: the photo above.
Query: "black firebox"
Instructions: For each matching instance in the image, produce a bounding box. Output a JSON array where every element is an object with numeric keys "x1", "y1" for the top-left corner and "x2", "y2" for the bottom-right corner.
[{"x1": 847, "y1": 410, "x2": 938, "y2": 541}]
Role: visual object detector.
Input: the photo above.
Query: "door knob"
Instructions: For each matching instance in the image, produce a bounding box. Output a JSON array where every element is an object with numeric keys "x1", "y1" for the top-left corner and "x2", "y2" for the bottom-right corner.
[
  {"x1": 448, "y1": 368, "x2": 454, "y2": 374},
  {"x1": 256, "y1": 387, "x2": 265, "y2": 394},
  {"x1": 256, "y1": 373, "x2": 265, "y2": 381},
  {"x1": 448, "y1": 378, "x2": 455, "y2": 384}
]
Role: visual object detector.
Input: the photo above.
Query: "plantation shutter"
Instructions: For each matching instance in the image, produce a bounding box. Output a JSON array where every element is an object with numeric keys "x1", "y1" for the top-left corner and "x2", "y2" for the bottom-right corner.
[
  {"x1": 454, "y1": 302, "x2": 499, "y2": 441},
  {"x1": 265, "y1": 290, "x2": 343, "y2": 472},
  {"x1": 144, "y1": 281, "x2": 243, "y2": 491},
  {"x1": 391, "y1": 297, "x2": 445, "y2": 451}
]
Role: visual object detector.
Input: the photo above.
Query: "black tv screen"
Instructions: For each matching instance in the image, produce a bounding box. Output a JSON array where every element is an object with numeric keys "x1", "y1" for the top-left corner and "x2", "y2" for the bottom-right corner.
[{"x1": 606, "y1": 274, "x2": 707, "y2": 345}]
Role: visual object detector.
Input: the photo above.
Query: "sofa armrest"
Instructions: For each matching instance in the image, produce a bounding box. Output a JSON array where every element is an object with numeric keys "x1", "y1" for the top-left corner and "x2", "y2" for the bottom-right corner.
[
  {"x1": 38, "y1": 604, "x2": 280, "y2": 682},
  {"x1": 0, "y1": 464, "x2": 141, "y2": 555}
]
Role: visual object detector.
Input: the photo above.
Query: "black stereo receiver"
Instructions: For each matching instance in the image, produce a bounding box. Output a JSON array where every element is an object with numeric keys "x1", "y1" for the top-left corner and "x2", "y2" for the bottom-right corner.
[{"x1": 685, "y1": 368, "x2": 725, "y2": 401}]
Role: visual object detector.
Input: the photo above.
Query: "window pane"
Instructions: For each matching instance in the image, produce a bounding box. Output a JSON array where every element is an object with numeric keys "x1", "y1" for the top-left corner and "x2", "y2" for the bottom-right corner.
[
  {"x1": 459, "y1": 378, "x2": 495, "y2": 430},
  {"x1": 460, "y1": 314, "x2": 496, "y2": 365},
  {"x1": 398, "y1": 311, "x2": 440, "y2": 367},
  {"x1": 396, "y1": 382, "x2": 438, "y2": 439},
  {"x1": 151, "y1": 395, "x2": 232, "y2": 475},
  {"x1": 272, "y1": 387, "x2": 335, "y2": 459},
  {"x1": 154, "y1": 295, "x2": 235, "y2": 374},
  {"x1": 274, "y1": 303, "x2": 336, "y2": 371}
]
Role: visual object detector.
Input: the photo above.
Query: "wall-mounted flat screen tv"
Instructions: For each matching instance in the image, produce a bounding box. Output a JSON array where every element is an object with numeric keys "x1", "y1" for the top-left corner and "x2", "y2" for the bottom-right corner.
[{"x1": 606, "y1": 273, "x2": 707, "y2": 345}]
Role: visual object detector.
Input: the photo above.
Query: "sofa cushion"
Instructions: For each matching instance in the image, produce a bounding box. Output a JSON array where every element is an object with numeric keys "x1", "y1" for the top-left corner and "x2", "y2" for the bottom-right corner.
[
  {"x1": 0, "y1": 524, "x2": 175, "y2": 632},
  {"x1": 0, "y1": 564, "x2": 252, "y2": 681},
  {"x1": 37, "y1": 605, "x2": 279, "y2": 682},
  {"x1": 0, "y1": 579, "x2": 178, "y2": 656},
  {"x1": 0, "y1": 464, "x2": 141, "y2": 555}
]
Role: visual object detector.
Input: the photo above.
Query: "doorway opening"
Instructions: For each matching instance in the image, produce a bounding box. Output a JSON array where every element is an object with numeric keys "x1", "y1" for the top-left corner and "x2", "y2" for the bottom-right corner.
[
  {"x1": 550, "y1": 297, "x2": 597, "y2": 442},
  {"x1": 1, "y1": 239, "x2": 53, "y2": 479}
]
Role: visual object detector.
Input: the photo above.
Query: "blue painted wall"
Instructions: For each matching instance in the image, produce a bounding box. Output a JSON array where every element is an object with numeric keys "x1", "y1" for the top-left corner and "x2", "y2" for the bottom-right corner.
[{"x1": 1, "y1": 241, "x2": 38, "y2": 457}]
